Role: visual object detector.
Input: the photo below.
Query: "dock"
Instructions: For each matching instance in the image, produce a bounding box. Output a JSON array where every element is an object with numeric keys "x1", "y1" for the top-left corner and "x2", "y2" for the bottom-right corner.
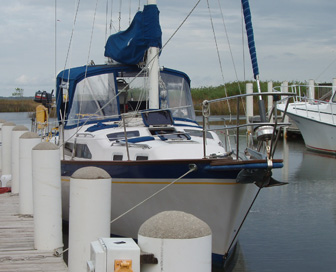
[{"x1": 0, "y1": 192, "x2": 68, "y2": 272}]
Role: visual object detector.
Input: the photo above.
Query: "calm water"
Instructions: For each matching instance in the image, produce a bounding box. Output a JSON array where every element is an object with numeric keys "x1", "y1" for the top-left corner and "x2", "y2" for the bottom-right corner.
[
  {"x1": 229, "y1": 137, "x2": 336, "y2": 272},
  {"x1": 2, "y1": 112, "x2": 336, "y2": 271}
]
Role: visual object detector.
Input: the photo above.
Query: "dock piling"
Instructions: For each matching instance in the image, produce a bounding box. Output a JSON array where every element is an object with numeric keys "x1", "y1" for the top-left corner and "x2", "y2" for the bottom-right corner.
[
  {"x1": 19, "y1": 132, "x2": 41, "y2": 215},
  {"x1": 32, "y1": 142, "x2": 63, "y2": 252},
  {"x1": 68, "y1": 166, "x2": 112, "y2": 272},
  {"x1": 1, "y1": 122, "x2": 16, "y2": 187},
  {"x1": 11, "y1": 125, "x2": 29, "y2": 194}
]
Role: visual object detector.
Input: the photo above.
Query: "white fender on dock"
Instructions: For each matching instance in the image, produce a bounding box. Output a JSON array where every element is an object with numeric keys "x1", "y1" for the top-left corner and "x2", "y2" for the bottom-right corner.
[
  {"x1": 32, "y1": 142, "x2": 63, "y2": 251},
  {"x1": 11, "y1": 125, "x2": 29, "y2": 194},
  {"x1": 138, "y1": 211, "x2": 212, "y2": 272},
  {"x1": 1, "y1": 122, "x2": 16, "y2": 187},
  {"x1": 68, "y1": 166, "x2": 112, "y2": 272},
  {"x1": 19, "y1": 132, "x2": 41, "y2": 215},
  {"x1": 0, "y1": 119, "x2": 6, "y2": 172}
]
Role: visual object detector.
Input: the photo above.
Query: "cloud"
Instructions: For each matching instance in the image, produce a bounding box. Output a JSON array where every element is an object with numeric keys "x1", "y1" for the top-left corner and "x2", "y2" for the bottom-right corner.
[{"x1": 0, "y1": 0, "x2": 336, "y2": 97}]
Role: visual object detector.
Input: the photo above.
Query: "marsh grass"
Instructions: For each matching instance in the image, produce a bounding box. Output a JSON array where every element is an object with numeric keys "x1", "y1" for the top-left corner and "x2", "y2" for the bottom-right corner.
[
  {"x1": 0, "y1": 99, "x2": 56, "y2": 117},
  {"x1": 191, "y1": 81, "x2": 286, "y2": 115},
  {"x1": 1, "y1": 80, "x2": 303, "y2": 117}
]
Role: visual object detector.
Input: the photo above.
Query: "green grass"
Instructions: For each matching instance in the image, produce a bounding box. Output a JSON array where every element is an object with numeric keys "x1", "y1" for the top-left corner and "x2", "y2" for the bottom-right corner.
[
  {"x1": 191, "y1": 81, "x2": 286, "y2": 115},
  {"x1": 0, "y1": 80, "x2": 308, "y2": 116}
]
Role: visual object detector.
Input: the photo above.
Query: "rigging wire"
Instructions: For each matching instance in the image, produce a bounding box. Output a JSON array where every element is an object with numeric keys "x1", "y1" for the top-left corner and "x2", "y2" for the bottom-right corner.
[
  {"x1": 206, "y1": 0, "x2": 232, "y2": 118},
  {"x1": 105, "y1": 0, "x2": 109, "y2": 42},
  {"x1": 118, "y1": 0, "x2": 122, "y2": 31},
  {"x1": 315, "y1": 55, "x2": 336, "y2": 81},
  {"x1": 60, "y1": 0, "x2": 202, "y2": 145},
  {"x1": 217, "y1": 0, "x2": 246, "y2": 115},
  {"x1": 63, "y1": 0, "x2": 81, "y2": 71},
  {"x1": 129, "y1": 0, "x2": 132, "y2": 25},
  {"x1": 109, "y1": 0, "x2": 114, "y2": 35},
  {"x1": 110, "y1": 165, "x2": 197, "y2": 224},
  {"x1": 241, "y1": 7, "x2": 246, "y2": 81}
]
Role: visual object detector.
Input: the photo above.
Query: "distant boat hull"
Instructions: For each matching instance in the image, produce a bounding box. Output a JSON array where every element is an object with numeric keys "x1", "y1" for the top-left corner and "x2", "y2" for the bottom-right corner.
[
  {"x1": 286, "y1": 113, "x2": 336, "y2": 153},
  {"x1": 278, "y1": 102, "x2": 336, "y2": 154}
]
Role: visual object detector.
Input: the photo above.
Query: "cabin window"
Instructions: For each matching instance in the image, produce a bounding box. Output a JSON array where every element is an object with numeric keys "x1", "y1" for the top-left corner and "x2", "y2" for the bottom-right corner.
[
  {"x1": 136, "y1": 155, "x2": 148, "y2": 161},
  {"x1": 107, "y1": 130, "x2": 140, "y2": 141},
  {"x1": 67, "y1": 73, "x2": 119, "y2": 127},
  {"x1": 159, "y1": 72, "x2": 195, "y2": 121},
  {"x1": 184, "y1": 129, "x2": 214, "y2": 139},
  {"x1": 64, "y1": 142, "x2": 92, "y2": 159},
  {"x1": 113, "y1": 154, "x2": 123, "y2": 161}
]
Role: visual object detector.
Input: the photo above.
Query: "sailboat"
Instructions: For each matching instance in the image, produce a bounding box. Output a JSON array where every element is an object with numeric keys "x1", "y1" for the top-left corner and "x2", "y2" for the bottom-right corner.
[{"x1": 55, "y1": 0, "x2": 289, "y2": 265}]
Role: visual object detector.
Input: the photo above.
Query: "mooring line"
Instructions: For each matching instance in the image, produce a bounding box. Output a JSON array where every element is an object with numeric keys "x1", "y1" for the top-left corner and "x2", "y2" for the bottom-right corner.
[{"x1": 110, "y1": 164, "x2": 197, "y2": 224}]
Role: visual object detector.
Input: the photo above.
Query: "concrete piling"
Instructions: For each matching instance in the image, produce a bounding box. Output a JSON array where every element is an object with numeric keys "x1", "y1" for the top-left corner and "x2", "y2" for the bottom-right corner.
[
  {"x1": 32, "y1": 142, "x2": 63, "y2": 252},
  {"x1": 138, "y1": 211, "x2": 212, "y2": 272},
  {"x1": 68, "y1": 166, "x2": 112, "y2": 272},
  {"x1": 19, "y1": 132, "x2": 41, "y2": 215},
  {"x1": 11, "y1": 125, "x2": 29, "y2": 194}
]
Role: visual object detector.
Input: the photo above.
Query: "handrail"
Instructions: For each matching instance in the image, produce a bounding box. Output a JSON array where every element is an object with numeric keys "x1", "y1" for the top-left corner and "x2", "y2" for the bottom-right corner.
[
  {"x1": 201, "y1": 91, "x2": 294, "y2": 162},
  {"x1": 273, "y1": 84, "x2": 336, "y2": 125}
]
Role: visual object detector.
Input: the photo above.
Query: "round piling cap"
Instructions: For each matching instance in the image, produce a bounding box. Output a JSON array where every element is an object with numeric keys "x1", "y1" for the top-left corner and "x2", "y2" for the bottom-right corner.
[
  {"x1": 138, "y1": 211, "x2": 212, "y2": 239},
  {"x1": 20, "y1": 132, "x2": 40, "y2": 139},
  {"x1": 71, "y1": 166, "x2": 111, "y2": 180},
  {"x1": 32, "y1": 141, "x2": 59, "y2": 150},
  {"x1": 2, "y1": 122, "x2": 16, "y2": 127},
  {"x1": 13, "y1": 125, "x2": 29, "y2": 131}
]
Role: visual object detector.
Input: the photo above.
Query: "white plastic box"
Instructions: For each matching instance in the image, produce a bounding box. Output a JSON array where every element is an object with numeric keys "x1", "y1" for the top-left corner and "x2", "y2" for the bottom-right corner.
[{"x1": 87, "y1": 238, "x2": 140, "y2": 272}]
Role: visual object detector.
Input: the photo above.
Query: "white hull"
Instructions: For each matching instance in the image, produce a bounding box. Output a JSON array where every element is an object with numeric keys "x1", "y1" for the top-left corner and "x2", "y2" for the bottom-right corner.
[
  {"x1": 61, "y1": 177, "x2": 258, "y2": 256},
  {"x1": 278, "y1": 102, "x2": 336, "y2": 154}
]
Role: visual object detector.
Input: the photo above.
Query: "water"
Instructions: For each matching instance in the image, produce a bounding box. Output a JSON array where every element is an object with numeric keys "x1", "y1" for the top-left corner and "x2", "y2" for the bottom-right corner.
[
  {"x1": 2, "y1": 112, "x2": 336, "y2": 271},
  {"x1": 230, "y1": 137, "x2": 336, "y2": 271}
]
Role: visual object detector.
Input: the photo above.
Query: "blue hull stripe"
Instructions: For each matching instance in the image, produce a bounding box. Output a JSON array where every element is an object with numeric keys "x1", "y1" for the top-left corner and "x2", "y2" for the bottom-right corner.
[{"x1": 62, "y1": 160, "x2": 282, "y2": 180}]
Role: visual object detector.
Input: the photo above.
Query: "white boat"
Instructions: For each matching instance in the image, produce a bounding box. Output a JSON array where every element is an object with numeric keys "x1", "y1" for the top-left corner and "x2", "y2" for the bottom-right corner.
[
  {"x1": 52, "y1": 0, "x2": 289, "y2": 266},
  {"x1": 277, "y1": 84, "x2": 336, "y2": 154}
]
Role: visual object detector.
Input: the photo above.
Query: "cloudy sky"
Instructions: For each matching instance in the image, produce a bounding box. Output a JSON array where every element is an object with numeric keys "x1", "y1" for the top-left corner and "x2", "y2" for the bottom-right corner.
[{"x1": 0, "y1": 0, "x2": 335, "y2": 97}]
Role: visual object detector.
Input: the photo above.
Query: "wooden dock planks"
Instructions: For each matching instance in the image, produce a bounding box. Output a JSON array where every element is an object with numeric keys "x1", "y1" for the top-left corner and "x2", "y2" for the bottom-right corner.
[{"x1": 0, "y1": 193, "x2": 68, "y2": 272}]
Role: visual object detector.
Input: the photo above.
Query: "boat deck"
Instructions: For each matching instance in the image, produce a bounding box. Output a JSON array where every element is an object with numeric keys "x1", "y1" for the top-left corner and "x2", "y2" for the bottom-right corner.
[{"x1": 0, "y1": 192, "x2": 68, "y2": 272}]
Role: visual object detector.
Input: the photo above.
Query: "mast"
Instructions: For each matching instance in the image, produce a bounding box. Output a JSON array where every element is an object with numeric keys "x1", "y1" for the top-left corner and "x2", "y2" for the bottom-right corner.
[
  {"x1": 147, "y1": 0, "x2": 160, "y2": 109},
  {"x1": 241, "y1": 0, "x2": 266, "y2": 122}
]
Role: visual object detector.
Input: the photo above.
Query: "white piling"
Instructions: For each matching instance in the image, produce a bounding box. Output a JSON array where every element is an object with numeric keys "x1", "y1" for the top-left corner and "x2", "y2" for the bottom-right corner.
[
  {"x1": 246, "y1": 83, "x2": 254, "y2": 134},
  {"x1": 308, "y1": 79, "x2": 315, "y2": 100},
  {"x1": 11, "y1": 125, "x2": 29, "y2": 194},
  {"x1": 68, "y1": 166, "x2": 112, "y2": 272},
  {"x1": 138, "y1": 211, "x2": 212, "y2": 272},
  {"x1": 32, "y1": 142, "x2": 63, "y2": 251},
  {"x1": 19, "y1": 132, "x2": 41, "y2": 215},
  {"x1": 281, "y1": 81, "x2": 289, "y2": 134},
  {"x1": 0, "y1": 119, "x2": 6, "y2": 171},
  {"x1": 1, "y1": 122, "x2": 16, "y2": 187}
]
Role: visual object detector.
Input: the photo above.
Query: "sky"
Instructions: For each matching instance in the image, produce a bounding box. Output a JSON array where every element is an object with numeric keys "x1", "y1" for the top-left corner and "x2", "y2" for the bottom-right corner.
[{"x1": 0, "y1": 0, "x2": 335, "y2": 97}]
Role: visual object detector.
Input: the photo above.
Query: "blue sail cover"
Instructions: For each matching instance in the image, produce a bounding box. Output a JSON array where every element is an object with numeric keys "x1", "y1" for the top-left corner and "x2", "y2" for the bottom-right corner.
[
  {"x1": 104, "y1": 5, "x2": 162, "y2": 65},
  {"x1": 241, "y1": 0, "x2": 259, "y2": 79}
]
